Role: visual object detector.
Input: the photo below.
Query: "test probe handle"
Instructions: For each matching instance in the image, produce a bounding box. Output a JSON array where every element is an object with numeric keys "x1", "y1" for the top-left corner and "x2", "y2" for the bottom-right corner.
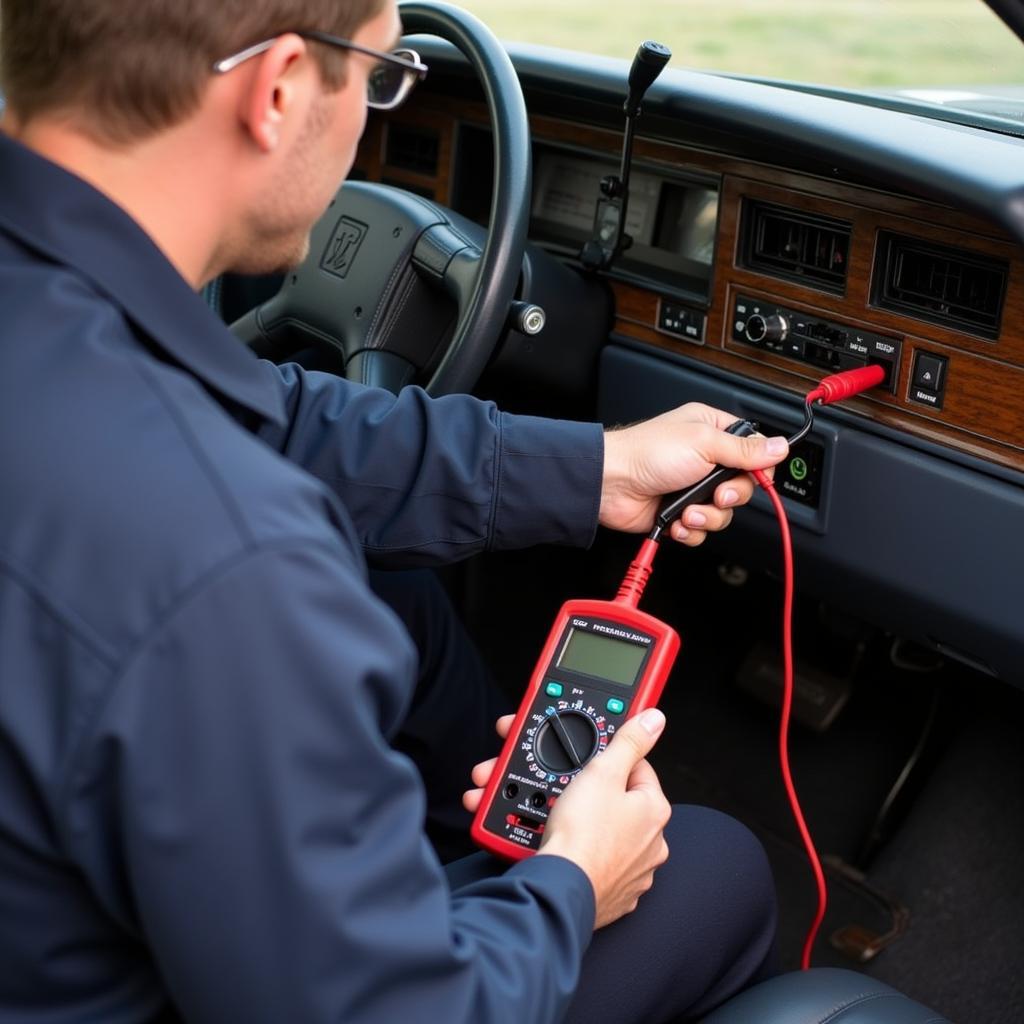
[{"x1": 652, "y1": 419, "x2": 759, "y2": 536}]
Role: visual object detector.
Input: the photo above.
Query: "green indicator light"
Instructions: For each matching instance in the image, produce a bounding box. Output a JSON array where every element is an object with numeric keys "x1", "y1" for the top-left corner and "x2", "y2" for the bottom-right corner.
[
  {"x1": 545, "y1": 681, "x2": 563, "y2": 697},
  {"x1": 789, "y1": 457, "x2": 808, "y2": 481}
]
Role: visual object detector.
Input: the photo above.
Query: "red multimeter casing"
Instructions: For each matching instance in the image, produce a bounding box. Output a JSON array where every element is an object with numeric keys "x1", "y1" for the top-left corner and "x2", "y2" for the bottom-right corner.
[{"x1": 470, "y1": 597, "x2": 680, "y2": 861}]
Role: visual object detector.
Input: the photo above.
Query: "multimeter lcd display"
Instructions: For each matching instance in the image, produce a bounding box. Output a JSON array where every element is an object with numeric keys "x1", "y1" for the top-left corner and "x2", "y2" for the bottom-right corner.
[{"x1": 557, "y1": 628, "x2": 647, "y2": 687}]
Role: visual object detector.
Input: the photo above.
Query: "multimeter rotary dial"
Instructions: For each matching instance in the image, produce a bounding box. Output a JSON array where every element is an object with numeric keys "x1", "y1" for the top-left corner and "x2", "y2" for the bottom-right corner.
[{"x1": 525, "y1": 703, "x2": 613, "y2": 780}]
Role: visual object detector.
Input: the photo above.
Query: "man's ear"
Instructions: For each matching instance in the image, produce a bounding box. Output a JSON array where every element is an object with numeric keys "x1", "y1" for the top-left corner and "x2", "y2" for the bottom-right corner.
[{"x1": 239, "y1": 35, "x2": 312, "y2": 153}]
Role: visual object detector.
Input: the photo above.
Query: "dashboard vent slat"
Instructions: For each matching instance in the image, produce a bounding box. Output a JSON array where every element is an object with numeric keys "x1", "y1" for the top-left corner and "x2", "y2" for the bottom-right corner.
[
  {"x1": 385, "y1": 124, "x2": 440, "y2": 176},
  {"x1": 740, "y1": 200, "x2": 851, "y2": 295},
  {"x1": 872, "y1": 232, "x2": 1007, "y2": 341}
]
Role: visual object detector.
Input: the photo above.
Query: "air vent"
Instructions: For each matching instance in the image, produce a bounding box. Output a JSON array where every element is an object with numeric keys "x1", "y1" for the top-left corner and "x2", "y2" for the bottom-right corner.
[
  {"x1": 385, "y1": 124, "x2": 440, "y2": 176},
  {"x1": 873, "y1": 232, "x2": 1007, "y2": 340},
  {"x1": 740, "y1": 200, "x2": 851, "y2": 295}
]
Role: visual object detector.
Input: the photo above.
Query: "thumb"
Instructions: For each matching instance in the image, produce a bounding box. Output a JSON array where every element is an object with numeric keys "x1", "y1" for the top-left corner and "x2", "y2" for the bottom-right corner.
[
  {"x1": 596, "y1": 708, "x2": 666, "y2": 782},
  {"x1": 703, "y1": 429, "x2": 788, "y2": 472}
]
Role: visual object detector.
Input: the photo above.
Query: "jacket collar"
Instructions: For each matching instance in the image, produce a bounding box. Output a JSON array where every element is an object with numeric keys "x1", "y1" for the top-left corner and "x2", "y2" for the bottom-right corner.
[{"x1": 0, "y1": 130, "x2": 286, "y2": 427}]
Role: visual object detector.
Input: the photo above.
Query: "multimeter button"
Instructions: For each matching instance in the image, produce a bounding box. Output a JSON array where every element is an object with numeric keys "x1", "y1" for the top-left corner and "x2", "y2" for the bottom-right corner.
[
  {"x1": 606, "y1": 698, "x2": 626, "y2": 715},
  {"x1": 545, "y1": 681, "x2": 563, "y2": 697}
]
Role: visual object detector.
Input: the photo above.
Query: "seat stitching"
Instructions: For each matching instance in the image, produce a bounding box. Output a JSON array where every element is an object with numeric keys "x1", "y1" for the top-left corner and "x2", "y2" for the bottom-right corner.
[{"x1": 824, "y1": 991, "x2": 902, "y2": 1022}]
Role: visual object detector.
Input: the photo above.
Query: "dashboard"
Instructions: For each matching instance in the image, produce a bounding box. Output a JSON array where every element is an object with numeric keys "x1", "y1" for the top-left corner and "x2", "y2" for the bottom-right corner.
[{"x1": 351, "y1": 39, "x2": 1024, "y2": 684}]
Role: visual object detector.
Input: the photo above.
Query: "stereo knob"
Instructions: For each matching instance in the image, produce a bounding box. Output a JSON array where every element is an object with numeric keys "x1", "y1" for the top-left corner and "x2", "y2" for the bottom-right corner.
[{"x1": 745, "y1": 313, "x2": 789, "y2": 344}]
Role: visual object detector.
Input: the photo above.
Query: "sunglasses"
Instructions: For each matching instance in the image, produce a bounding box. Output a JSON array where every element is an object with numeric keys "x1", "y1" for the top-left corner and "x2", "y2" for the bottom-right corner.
[{"x1": 213, "y1": 31, "x2": 428, "y2": 111}]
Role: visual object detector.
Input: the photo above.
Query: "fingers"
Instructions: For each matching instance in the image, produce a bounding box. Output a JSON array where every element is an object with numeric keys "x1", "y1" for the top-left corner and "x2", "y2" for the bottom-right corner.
[
  {"x1": 591, "y1": 708, "x2": 666, "y2": 784},
  {"x1": 463, "y1": 719, "x2": 515, "y2": 814},
  {"x1": 665, "y1": 427, "x2": 782, "y2": 545},
  {"x1": 470, "y1": 756, "x2": 498, "y2": 788},
  {"x1": 666, "y1": 503, "x2": 734, "y2": 545},
  {"x1": 624, "y1": 758, "x2": 672, "y2": 837},
  {"x1": 715, "y1": 472, "x2": 756, "y2": 509},
  {"x1": 666, "y1": 468, "x2": 759, "y2": 544},
  {"x1": 696, "y1": 422, "x2": 789, "y2": 472},
  {"x1": 461, "y1": 753, "x2": 500, "y2": 813}
]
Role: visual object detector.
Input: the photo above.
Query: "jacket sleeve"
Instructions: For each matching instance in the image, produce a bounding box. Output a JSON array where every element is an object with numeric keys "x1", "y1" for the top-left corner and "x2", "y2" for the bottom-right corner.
[
  {"x1": 65, "y1": 540, "x2": 595, "y2": 1024},
  {"x1": 256, "y1": 362, "x2": 604, "y2": 565}
]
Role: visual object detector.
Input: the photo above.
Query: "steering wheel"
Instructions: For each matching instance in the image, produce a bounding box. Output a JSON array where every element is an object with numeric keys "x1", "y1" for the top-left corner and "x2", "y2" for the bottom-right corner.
[{"x1": 231, "y1": 1, "x2": 531, "y2": 397}]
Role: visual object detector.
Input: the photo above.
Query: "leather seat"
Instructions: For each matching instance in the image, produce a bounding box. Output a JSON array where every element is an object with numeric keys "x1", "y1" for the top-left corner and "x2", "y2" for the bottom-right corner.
[{"x1": 701, "y1": 968, "x2": 950, "y2": 1023}]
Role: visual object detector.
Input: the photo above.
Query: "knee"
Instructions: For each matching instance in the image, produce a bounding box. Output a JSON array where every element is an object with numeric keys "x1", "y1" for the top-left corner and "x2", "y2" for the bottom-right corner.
[
  {"x1": 367, "y1": 568, "x2": 441, "y2": 638},
  {"x1": 367, "y1": 568, "x2": 466, "y2": 684},
  {"x1": 664, "y1": 804, "x2": 777, "y2": 943}
]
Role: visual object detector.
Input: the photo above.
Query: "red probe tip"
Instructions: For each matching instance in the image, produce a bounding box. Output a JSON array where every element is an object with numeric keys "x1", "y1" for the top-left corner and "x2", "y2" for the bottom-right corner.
[{"x1": 806, "y1": 364, "x2": 886, "y2": 405}]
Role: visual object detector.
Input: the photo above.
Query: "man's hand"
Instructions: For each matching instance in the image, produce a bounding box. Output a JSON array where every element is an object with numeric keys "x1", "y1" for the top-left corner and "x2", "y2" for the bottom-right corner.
[
  {"x1": 464, "y1": 710, "x2": 672, "y2": 930},
  {"x1": 600, "y1": 403, "x2": 789, "y2": 545}
]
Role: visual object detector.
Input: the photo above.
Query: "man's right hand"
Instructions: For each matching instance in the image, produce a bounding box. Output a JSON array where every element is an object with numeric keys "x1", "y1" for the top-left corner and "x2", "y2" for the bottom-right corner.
[
  {"x1": 537, "y1": 708, "x2": 671, "y2": 928},
  {"x1": 464, "y1": 708, "x2": 672, "y2": 930}
]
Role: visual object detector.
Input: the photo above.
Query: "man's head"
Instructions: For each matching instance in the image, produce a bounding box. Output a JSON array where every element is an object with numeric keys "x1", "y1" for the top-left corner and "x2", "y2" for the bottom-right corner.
[
  {"x1": 0, "y1": 0, "x2": 405, "y2": 282},
  {"x1": 0, "y1": 0, "x2": 387, "y2": 144}
]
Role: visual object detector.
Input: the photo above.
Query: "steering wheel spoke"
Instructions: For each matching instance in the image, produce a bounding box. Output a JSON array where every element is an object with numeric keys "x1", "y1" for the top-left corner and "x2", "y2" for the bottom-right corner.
[
  {"x1": 345, "y1": 350, "x2": 418, "y2": 393},
  {"x1": 413, "y1": 225, "x2": 484, "y2": 310}
]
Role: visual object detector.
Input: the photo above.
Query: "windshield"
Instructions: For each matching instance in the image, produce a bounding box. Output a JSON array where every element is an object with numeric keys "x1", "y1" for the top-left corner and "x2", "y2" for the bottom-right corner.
[{"x1": 455, "y1": 0, "x2": 1024, "y2": 131}]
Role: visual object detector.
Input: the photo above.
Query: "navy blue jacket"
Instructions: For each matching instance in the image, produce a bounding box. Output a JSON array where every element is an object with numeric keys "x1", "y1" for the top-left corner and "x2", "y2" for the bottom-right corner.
[{"x1": 0, "y1": 132, "x2": 604, "y2": 1023}]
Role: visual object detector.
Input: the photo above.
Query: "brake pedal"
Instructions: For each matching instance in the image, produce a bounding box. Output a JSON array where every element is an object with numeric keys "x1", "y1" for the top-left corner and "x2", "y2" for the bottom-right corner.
[{"x1": 737, "y1": 640, "x2": 860, "y2": 732}]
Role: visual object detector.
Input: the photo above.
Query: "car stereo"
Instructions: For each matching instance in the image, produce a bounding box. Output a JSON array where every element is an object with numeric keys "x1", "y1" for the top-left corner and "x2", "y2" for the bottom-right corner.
[{"x1": 731, "y1": 293, "x2": 902, "y2": 392}]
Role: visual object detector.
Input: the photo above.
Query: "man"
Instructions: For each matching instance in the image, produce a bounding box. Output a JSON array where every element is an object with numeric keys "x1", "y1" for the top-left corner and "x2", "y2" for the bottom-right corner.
[{"x1": 0, "y1": 1, "x2": 787, "y2": 1021}]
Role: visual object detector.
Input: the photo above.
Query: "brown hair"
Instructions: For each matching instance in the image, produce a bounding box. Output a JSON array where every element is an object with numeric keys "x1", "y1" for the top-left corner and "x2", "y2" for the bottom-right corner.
[{"x1": 0, "y1": 0, "x2": 386, "y2": 143}]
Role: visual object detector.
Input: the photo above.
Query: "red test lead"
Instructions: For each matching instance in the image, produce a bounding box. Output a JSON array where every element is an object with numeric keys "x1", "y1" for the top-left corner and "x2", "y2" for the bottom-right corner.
[
  {"x1": 790, "y1": 364, "x2": 888, "y2": 448},
  {"x1": 806, "y1": 363, "x2": 887, "y2": 406},
  {"x1": 473, "y1": 376, "x2": 887, "y2": 965},
  {"x1": 763, "y1": 362, "x2": 888, "y2": 968},
  {"x1": 754, "y1": 467, "x2": 827, "y2": 971}
]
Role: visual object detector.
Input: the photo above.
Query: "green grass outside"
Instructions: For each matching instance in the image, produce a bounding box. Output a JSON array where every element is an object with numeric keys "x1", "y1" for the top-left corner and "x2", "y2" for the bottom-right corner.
[{"x1": 451, "y1": 0, "x2": 1022, "y2": 88}]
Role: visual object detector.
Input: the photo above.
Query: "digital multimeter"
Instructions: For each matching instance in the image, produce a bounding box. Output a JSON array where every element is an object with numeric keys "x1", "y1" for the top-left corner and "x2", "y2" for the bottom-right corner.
[
  {"x1": 470, "y1": 597, "x2": 680, "y2": 859},
  {"x1": 471, "y1": 418, "x2": 758, "y2": 860}
]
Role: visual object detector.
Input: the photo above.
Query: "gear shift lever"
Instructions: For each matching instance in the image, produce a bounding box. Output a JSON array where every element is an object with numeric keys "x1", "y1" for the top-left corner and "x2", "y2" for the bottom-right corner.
[{"x1": 580, "y1": 41, "x2": 672, "y2": 271}]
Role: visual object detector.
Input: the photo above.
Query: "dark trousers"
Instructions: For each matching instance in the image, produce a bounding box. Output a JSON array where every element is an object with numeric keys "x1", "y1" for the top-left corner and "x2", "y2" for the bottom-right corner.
[{"x1": 372, "y1": 569, "x2": 778, "y2": 1023}]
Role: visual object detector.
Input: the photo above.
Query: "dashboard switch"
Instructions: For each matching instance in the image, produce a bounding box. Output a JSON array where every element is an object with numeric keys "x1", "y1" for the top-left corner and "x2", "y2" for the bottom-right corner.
[
  {"x1": 914, "y1": 353, "x2": 945, "y2": 392},
  {"x1": 910, "y1": 351, "x2": 948, "y2": 409},
  {"x1": 659, "y1": 300, "x2": 705, "y2": 343}
]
